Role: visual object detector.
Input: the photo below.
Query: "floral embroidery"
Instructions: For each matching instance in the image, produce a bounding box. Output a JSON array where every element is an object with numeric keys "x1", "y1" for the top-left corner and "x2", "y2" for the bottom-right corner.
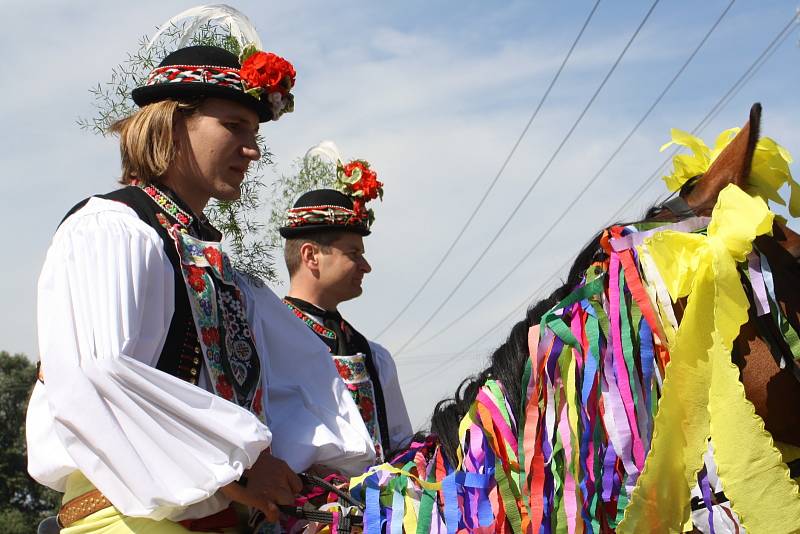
[
  {"x1": 332, "y1": 354, "x2": 384, "y2": 462},
  {"x1": 216, "y1": 374, "x2": 234, "y2": 401},
  {"x1": 358, "y1": 395, "x2": 375, "y2": 422},
  {"x1": 203, "y1": 246, "x2": 223, "y2": 272},
  {"x1": 334, "y1": 359, "x2": 353, "y2": 380},
  {"x1": 170, "y1": 227, "x2": 265, "y2": 424},
  {"x1": 187, "y1": 265, "x2": 207, "y2": 292},
  {"x1": 137, "y1": 183, "x2": 193, "y2": 228},
  {"x1": 201, "y1": 326, "x2": 220, "y2": 348},
  {"x1": 284, "y1": 300, "x2": 337, "y2": 339}
]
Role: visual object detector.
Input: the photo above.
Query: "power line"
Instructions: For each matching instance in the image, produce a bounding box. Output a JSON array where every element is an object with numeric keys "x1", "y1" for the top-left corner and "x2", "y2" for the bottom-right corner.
[
  {"x1": 447, "y1": 7, "x2": 800, "y2": 362},
  {"x1": 401, "y1": 0, "x2": 735, "y2": 354},
  {"x1": 374, "y1": 0, "x2": 603, "y2": 340},
  {"x1": 606, "y1": 7, "x2": 800, "y2": 224},
  {"x1": 393, "y1": 0, "x2": 661, "y2": 356},
  {"x1": 458, "y1": 254, "x2": 575, "y2": 356},
  {"x1": 403, "y1": 348, "x2": 487, "y2": 389}
]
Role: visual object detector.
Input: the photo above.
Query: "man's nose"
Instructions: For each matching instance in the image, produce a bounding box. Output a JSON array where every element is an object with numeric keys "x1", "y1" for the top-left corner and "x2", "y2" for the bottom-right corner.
[
  {"x1": 360, "y1": 257, "x2": 372, "y2": 273},
  {"x1": 241, "y1": 140, "x2": 260, "y2": 161}
]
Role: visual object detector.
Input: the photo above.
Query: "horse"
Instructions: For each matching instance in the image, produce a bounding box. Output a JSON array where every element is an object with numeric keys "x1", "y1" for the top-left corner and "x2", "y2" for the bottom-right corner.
[{"x1": 331, "y1": 103, "x2": 800, "y2": 534}]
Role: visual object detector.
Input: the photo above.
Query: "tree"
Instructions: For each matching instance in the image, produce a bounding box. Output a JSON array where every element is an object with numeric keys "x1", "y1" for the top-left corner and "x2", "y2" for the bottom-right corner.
[{"x1": 0, "y1": 351, "x2": 60, "y2": 533}]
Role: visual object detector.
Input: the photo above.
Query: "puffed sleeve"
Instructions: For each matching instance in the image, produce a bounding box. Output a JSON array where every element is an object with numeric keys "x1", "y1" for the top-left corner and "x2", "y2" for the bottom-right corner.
[
  {"x1": 236, "y1": 273, "x2": 376, "y2": 477},
  {"x1": 368, "y1": 341, "x2": 414, "y2": 450},
  {"x1": 26, "y1": 198, "x2": 271, "y2": 521}
]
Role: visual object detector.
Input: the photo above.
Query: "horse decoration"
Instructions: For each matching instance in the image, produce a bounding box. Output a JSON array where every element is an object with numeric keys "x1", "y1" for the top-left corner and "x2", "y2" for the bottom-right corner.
[{"x1": 290, "y1": 103, "x2": 800, "y2": 534}]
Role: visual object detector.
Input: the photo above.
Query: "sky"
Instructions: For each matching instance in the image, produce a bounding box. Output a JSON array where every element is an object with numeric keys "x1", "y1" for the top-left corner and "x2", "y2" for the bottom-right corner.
[{"x1": 2, "y1": 1, "x2": 799, "y2": 429}]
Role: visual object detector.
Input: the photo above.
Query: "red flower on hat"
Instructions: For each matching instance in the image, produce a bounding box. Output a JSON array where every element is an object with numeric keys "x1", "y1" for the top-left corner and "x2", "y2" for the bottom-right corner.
[
  {"x1": 342, "y1": 161, "x2": 383, "y2": 201},
  {"x1": 240, "y1": 52, "x2": 296, "y2": 96},
  {"x1": 351, "y1": 198, "x2": 366, "y2": 218}
]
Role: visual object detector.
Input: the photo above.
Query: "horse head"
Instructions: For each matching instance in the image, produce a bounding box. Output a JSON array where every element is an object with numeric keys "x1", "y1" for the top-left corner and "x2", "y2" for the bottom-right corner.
[{"x1": 645, "y1": 104, "x2": 800, "y2": 447}]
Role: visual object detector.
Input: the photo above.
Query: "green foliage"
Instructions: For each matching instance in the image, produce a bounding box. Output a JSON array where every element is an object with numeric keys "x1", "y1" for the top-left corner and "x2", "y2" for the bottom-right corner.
[
  {"x1": 264, "y1": 156, "x2": 338, "y2": 248},
  {"x1": 0, "y1": 351, "x2": 61, "y2": 532},
  {"x1": 78, "y1": 22, "x2": 277, "y2": 282}
]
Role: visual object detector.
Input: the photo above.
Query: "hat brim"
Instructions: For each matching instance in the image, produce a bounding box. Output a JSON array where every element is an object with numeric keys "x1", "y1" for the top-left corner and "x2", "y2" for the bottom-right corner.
[
  {"x1": 279, "y1": 224, "x2": 371, "y2": 239},
  {"x1": 132, "y1": 82, "x2": 273, "y2": 122}
]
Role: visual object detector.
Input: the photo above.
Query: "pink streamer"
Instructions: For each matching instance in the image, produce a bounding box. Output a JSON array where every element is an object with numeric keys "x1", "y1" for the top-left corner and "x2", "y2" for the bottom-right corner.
[{"x1": 608, "y1": 252, "x2": 646, "y2": 470}]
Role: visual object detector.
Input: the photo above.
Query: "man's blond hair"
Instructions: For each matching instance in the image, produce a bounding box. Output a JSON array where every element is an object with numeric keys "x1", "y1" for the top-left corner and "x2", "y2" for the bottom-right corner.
[{"x1": 108, "y1": 99, "x2": 202, "y2": 184}]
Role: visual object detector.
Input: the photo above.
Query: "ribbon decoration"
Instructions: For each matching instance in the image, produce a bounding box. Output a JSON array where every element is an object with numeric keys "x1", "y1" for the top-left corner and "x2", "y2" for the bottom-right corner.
[
  {"x1": 344, "y1": 182, "x2": 799, "y2": 532},
  {"x1": 619, "y1": 184, "x2": 800, "y2": 532}
]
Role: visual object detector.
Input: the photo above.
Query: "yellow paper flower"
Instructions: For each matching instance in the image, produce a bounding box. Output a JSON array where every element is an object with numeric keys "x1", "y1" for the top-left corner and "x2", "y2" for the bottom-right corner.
[{"x1": 660, "y1": 128, "x2": 797, "y2": 216}]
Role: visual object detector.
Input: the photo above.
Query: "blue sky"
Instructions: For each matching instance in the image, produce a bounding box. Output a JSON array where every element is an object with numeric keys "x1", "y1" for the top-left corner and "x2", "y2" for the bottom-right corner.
[{"x1": 2, "y1": 1, "x2": 798, "y2": 427}]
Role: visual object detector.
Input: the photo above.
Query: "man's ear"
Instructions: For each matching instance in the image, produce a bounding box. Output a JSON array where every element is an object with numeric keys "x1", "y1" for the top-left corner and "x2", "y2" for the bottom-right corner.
[{"x1": 299, "y1": 242, "x2": 320, "y2": 271}]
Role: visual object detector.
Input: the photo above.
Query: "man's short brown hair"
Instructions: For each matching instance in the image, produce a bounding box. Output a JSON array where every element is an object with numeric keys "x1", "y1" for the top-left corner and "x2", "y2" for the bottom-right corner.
[
  {"x1": 284, "y1": 231, "x2": 344, "y2": 276},
  {"x1": 108, "y1": 98, "x2": 203, "y2": 185}
]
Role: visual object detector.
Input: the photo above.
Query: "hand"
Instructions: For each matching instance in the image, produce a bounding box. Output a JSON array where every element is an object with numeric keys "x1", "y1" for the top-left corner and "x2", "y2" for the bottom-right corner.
[{"x1": 221, "y1": 450, "x2": 302, "y2": 522}]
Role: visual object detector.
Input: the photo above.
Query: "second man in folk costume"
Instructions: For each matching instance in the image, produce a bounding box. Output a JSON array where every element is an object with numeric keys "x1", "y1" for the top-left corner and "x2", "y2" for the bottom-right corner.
[{"x1": 280, "y1": 146, "x2": 413, "y2": 462}]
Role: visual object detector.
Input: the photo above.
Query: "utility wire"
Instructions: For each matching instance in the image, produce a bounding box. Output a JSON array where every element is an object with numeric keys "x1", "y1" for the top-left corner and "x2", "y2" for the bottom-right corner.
[
  {"x1": 448, "y1": 8, "x2": 800, "y2": 363},
  {"x1": 606, "y1": 8, "x2": 800, "y2": 223},
  {"x1": 401, "y1": 0, "x2": 735, "y2": 354},
  {"x1": 374, "y1": 0, "x2": 603, "y2": 340},
  {"x1": 393, "y1": 0, "x2": 661, "y2": 356},
  {"x1": 458, "y1": 254, "x2": 575, "y2": 355}
]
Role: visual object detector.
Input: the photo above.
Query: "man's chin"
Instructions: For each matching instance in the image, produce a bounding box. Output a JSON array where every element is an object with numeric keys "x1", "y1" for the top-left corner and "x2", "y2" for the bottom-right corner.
[
  {"x1": 213, "y1": 186, "x2": 242, "y2": 202},
  {"x1": 339, "y1": 287, "x2": 363, "y2": 303}
]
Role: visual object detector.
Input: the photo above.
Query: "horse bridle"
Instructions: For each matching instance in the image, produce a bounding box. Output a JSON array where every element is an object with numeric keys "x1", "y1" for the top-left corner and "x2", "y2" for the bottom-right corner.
[{"x1": 277, "y1": 472, "x2": 365, "y2": 532}]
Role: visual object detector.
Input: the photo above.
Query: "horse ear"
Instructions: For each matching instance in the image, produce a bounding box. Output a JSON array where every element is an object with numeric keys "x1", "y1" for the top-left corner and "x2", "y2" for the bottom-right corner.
[{"x1": 683, "y1": 103, "x2": 762, "y2": 215}]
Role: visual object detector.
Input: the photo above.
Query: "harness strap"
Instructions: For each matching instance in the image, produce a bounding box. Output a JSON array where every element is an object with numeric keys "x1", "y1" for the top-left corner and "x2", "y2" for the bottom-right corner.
[{"x1": 662, "y1": 195, "x2": 695, "y2": 218}]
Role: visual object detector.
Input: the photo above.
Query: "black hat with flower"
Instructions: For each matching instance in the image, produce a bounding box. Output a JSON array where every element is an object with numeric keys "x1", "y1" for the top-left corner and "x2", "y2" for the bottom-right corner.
[
  {"x1": 131, "y1": 7, "x2": 295, "y2": 122},
  {"x1": 279, "y1": 141, "x2": 384, "y2": 238}
]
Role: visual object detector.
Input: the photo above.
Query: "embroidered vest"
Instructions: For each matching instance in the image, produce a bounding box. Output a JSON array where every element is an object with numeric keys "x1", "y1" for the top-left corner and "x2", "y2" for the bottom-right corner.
[
  {"x1": 284, "y1": 297, "x2": 390, "y2": 460},
  {"x1": 62, "y1": 186, "x2": 264, "y2": 420}
]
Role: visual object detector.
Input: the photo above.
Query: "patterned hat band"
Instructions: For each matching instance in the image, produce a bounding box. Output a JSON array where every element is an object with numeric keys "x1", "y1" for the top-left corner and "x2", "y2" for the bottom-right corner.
[
  {"x1": 285, "y1": 205, "x2": 369, "y2": 229},
  {"x1": 144, "y1": 64, "x2": 245, "y2": 91}
]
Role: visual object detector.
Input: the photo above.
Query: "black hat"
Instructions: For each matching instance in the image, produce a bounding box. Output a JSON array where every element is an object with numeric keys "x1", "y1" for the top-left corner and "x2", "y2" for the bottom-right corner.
[
  {"x1": 279, "y1": 189, "x2": 371, "y2": 238},
  {"x1": 132, "y1": 45, "x2": 295, "y2": 122}
]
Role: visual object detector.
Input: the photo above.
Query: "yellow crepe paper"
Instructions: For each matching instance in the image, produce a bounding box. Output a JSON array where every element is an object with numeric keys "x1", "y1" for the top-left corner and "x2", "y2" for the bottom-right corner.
[
  {"x1": 618, "y1": 184, "x2": 800, "y2": 533},
  {"x1": 660, "y1": 128, "x2": 798, "y2": 216},
  {"x1": 660, "y1": 128, "x2": 737, "y2": 191}
]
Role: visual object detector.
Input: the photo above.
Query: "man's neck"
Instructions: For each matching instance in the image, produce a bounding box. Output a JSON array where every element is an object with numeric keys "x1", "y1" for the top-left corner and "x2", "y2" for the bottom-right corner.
[
  {"x1": 287, "y1": 286, "x2": 339, "y2": 313},
  {"x1": 159, "y1": 175, "x2": 209, "y2": 217}
]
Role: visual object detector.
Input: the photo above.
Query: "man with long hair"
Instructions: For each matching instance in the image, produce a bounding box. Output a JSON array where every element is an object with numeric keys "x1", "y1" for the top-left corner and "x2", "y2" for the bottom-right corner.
[{"x1": 26, "y1": 21, "x2": 374, "y2": 532}]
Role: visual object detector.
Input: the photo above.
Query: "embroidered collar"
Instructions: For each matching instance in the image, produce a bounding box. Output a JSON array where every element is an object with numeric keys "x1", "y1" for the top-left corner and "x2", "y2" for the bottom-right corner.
[
  {"x1": 136, "y1": 182, "x2": 223, "y2": 241},
  {"x1": 283, "y1": 298, "x2": 337, "y2": 339},
  {"x1": 137, "y1": 182, "x2": 194, "y2": 228}
]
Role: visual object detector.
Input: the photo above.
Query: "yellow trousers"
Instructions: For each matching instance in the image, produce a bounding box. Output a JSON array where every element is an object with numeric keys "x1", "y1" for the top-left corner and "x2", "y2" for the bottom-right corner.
[{"x1": 61, "y1": 472, "x2": 235, "y2": 534}]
